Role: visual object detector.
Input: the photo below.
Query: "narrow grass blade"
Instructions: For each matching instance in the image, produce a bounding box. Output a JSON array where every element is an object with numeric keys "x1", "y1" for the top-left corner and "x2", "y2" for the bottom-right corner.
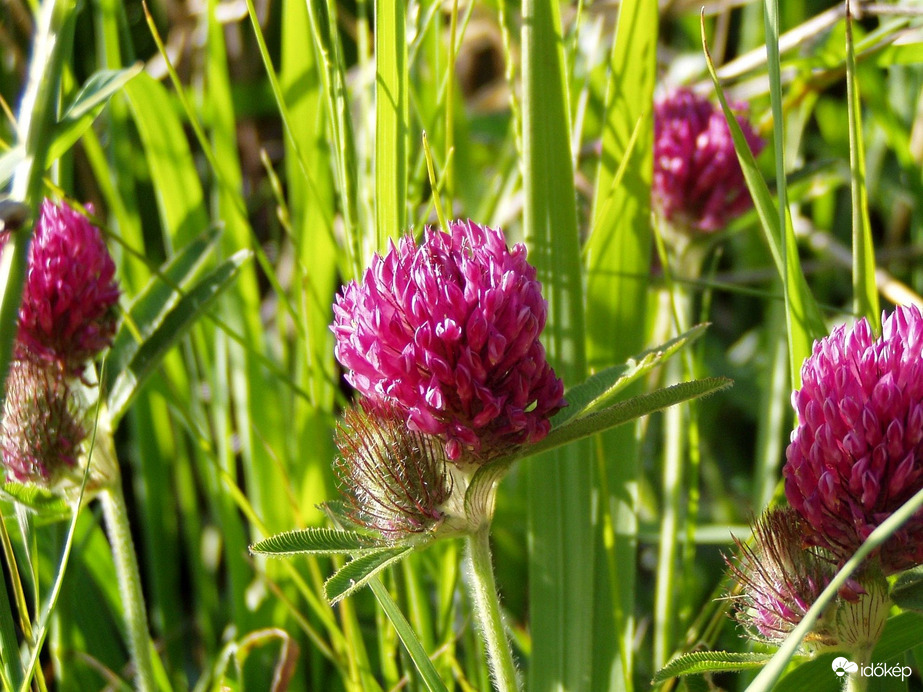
[
  {"x1": 367, "y1": 577, "x2": 449, "y2": 692},
  {"x1": 585, "y1": 1, "x2": 656, "y2": 686},
  {"x1": 701, "y1": 14, "x2": 825, "y2": 386},
  {"x1": 845, "y1": 6, "x2": 880, "y2": 330},
  {"x1": 521, "y1": 0, "x2": 591, "y2": 686},
  {"x1": 375, "y1": 0, "x2": 409, "y2": 246}
]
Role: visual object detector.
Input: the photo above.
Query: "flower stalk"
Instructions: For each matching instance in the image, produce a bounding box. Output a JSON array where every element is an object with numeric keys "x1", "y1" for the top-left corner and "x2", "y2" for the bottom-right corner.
[
  {"x1": 100, "y1": 482, "x2": 157, "y2": 692},
  {"x1": 465, "y1": 526, "x2": 518, "y2": 692}
]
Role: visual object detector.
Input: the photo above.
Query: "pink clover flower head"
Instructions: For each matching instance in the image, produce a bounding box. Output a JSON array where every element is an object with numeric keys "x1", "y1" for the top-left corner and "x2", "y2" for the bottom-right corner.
[
  {"x1": 335, "y1": 401, "x2": 453, "y2": 540},
  {"x1": 332, "y1": 220, "x2": 565, "y2": 463},
  {"x1": 653, "y1": 88, "x2": 764, "y2": 233},
  {"x1": 726, "y1": 508, "x2": 837, "y2": 648},
  {"x1": 784, "y1": 304, "x2": 923, "y2": 573},
  {"x1": 14, "y1": 200, "x2": 120, "y2": 373},
  {"x1": 1, "y1": 359, "x2": 85, "y2": 485}
]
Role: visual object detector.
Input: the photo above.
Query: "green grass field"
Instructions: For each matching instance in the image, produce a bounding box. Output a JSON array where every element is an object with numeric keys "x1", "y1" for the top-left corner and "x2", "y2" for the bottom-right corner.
[{"x1": 2, "y1": 0, "x2": 923, "y2": 690}]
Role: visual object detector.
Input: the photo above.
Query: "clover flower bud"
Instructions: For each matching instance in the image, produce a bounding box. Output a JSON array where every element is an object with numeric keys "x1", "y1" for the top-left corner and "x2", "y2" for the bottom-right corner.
[
  {"x1": 335, "y1": 402, "x2": 454, "y2": 540},
  {"x1": 12, "y1": 200, "x2": 120, "y2": 373},
  {"x1": 1, "y1": 359, "x2": 85, "y2": 485},
  {"x1": 332, "y1": 220, "x2": 565, "y2": 463},
  {"x1": 653, "y1": 88, "x2": 764, "y2": 234},
  {"x1": 726, "y1": 508, "x2": 837, "y2": 649},
  {"x1": 784, "y1": 305, "x2": 923, "y2": 573}
]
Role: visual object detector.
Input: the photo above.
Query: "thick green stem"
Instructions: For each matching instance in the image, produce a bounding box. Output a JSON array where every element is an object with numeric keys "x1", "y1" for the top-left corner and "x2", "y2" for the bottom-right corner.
[
  {"x1": 465, "y1": 528, "x2": 518, "y2": 692},
  {"x1": 100, "y1": 484, "x2": 157, "y2": 692}
]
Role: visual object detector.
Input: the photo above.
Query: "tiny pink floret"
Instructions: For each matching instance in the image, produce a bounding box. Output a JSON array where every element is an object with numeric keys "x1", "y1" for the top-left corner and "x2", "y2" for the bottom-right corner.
[{"x1": 332, "y1": 220, "x2": 565, "y2": 463}]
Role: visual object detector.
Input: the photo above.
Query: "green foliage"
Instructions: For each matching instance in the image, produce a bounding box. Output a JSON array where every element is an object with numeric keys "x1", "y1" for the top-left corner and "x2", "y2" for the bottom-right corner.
[{"x1": 1, "y1": 1, "x2": 922, "y2": 690}]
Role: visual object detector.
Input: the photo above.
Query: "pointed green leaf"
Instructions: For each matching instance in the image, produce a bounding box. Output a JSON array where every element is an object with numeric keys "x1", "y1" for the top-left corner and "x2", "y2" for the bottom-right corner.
[
  {"x1": 107, "y1": 250, "x2": 251, "y2": 422},
  {"x1": 324, "y1": 545, "x2": 415, "y2": 604},
  {"x1": 553, "y1": 324, "x2": 708, "y2": 426},
  {"x1": 106, "y1": 228, "x2": 221, "y2": 389},
  {"x1": 530, "y1": 378, "x2": 732, "y2": 458},
  {"x1": 1, "y1": 482, "x2": 69, "y2": 516},
  {"x1": 873, "y1": 612, "x2": 923, "y2": 661},
  {"x1": 49, "y1": 64, "x2": 143, "y2": 163},
  {"x1": 250, "y1": 528, "x2": 386, "y2": 556},
  {"x1": 652, "y1": 651, "x2": 772, "y2": 683}
]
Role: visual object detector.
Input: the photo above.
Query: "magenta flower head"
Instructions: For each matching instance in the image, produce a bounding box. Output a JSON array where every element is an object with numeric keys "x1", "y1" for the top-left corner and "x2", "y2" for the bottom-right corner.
[
  {"x1": 332, "y1": 220, "x2": 565, "y2": 463},
  {"x1": 0, "y1": 359, "x2": 85, "y2": 485},
  {"x1": 784, "y1": 304, "x2": 923, "y2": 573},
  {"x1": 726, "y1": 508, "x2": 837, "y2": 649},
  {"x1": 335, "y1": 401, "x2": 453, "y2": 540},
  {"x1": 653, "y1": 88, "x2": 764, "y2": 233},
  {"x1": 13, "y1": 200, "x2": 120, "y2": 373}
]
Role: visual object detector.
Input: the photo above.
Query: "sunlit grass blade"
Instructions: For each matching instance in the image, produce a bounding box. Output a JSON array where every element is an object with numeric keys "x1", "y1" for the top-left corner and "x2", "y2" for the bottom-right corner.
[
  {"x1": 375, "y1": 0, "x2": 409, "y2": 246},
  {"x1": 584, "y1": 0, "x2": 656, "y2": 686},
  {"x1": 521, "y1": 0, "x2": 592, "y2": 686},
  {"x1": 701, "y1": 12, "x2": 825, "y2": 387},
  {"x1": 845, "y1": 5, "x2": 880, "y2": 330},
  {"x1": 368, "y1": 577, "x2": 449, "y2": 692}
]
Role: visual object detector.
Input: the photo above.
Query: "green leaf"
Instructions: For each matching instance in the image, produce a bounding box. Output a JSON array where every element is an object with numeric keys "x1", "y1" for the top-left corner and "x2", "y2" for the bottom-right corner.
[
  {"x1": 773, "y1": 652, "x2": 839, "y2": 692},
  {"x1": 49, "y1": 64, "x2": 143, "y2": 163},
  {"x1": 872, "y1": 612, "x2": 923, "y2": 660},
  {"x1": 107, "y1": 250, "x2": 251, "y2": 422},
  {"x1": 651, "y1": 650, "x2": 772, "y2": 683},
  {"x1": 553, "y1": 324, "x2": 708, "y2": 427},
  {"x1": 530, "y1": 378, "x2": 733, "y2": 459},
  {"x1": 891, "y1": 569, "x2": 923, "y2": 612},
  {"x1": 1, "y1": 483, "x2": 69, "y2": 516},
  {"x1": 105, "y1": 228, "x2": 221, "y2": 392},
  {"x1": 324, "y1": 546, "x2": 415, "y2": 604},
  {"x1": 249, "y1": 528, "x2": 386, "y2": 556}
]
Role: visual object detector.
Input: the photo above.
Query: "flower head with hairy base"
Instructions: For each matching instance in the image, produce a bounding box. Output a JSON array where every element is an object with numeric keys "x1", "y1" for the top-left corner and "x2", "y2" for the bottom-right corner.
[
  {"x1": 335, "y1": 401, "x2": 454, "y2": 541},
  {"x1": 332, "y1": 220, "x2": 565, "y2": 463},
  {"x1": 726, "y1": 508, "x2": 837, "y2": 649},
  {"x1": 784, "y1": 304, "x2": 923, "y2": 574},
  {"x1": 0, "y1": 359, "x2": 85, "y2": 485},
  {"x1": 653, "y1": 88, "x2": 764, "y2": 234},
  {"x1": 11, "y1": 200, "x2": 120, "y2": 374}
]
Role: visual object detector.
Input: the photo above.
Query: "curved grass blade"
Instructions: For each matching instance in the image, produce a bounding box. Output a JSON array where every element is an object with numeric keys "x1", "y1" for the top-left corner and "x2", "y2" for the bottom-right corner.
[
  {"x1": 701, "y1": 13, "x2": 825, "y2": 387},
  {"x1": 107, "y1": 250, "x2": 251, "y2": 422},
  {"x1": 250, "y1": 528, "x2": 387, "y2": 557},
  {"x1": 325, "y1": 545, "x2": 415, "y2": 604},
  {"x1": 367, "y1": 577, "x2": 450, "y2": 692}
]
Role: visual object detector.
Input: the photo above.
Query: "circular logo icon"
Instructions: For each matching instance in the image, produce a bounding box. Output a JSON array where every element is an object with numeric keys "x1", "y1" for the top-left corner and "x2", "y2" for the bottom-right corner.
[{"x1": 832, "y1": 657, "x2": 859, "y2": 677}]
